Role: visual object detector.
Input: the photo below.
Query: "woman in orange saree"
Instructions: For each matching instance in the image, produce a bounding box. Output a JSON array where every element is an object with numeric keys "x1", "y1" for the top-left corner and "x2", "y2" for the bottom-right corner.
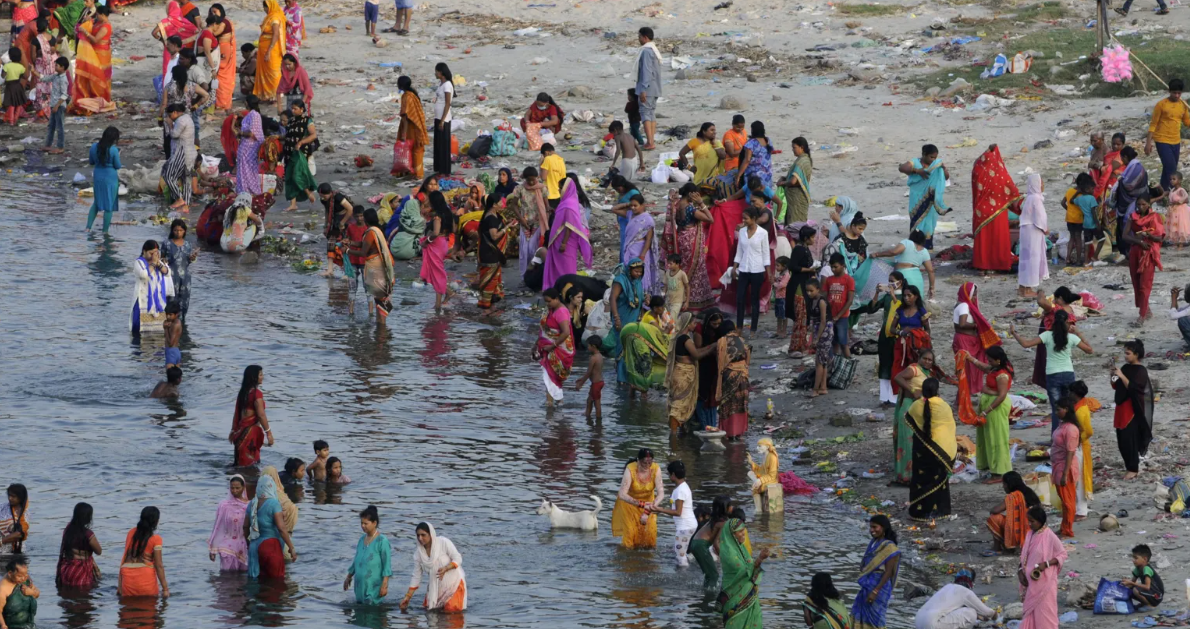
[
  {"x1": 986, "y1": 472, "x2": 1038, "y2": 552},
  {"x1": 971, "y1": 145, "x2": 1020, "y2": 272},
  {"x1": 394, "y1": 75, "x2": 429, "y2": 178},
  {"x1": 253, "y1": 0, "x2": 286, "y2": 102},
  {"x1": 209, "y1": 4, "x2": 237, "y2": 112},
  {"x1": 70, "y1": 5, "x2": 112, "y2": 114}
]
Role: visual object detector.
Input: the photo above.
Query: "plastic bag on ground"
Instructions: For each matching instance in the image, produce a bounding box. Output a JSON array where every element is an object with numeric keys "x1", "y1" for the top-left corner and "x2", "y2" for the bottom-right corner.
[
  {"x1": 1093, "y1": 578, "x2": 1135, "y2": 614},
  {"x1": 651, "y1": 164, "x2": 671, "y2": 184}
]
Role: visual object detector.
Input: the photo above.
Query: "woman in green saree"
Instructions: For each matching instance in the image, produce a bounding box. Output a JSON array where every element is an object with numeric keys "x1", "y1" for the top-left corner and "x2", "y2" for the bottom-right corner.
[
  {"x1": 777, "y1": 137, "x2": 813, "y2": 226},
  {"x1": 718, "y1": 518, "x2": 769, "y2": 629},
  {"x1": 619, "y1": 315, "x2": 669, "y2": 400},
  {"x1": 390, "y1": 199, "x2": 425, "y2": 261}
]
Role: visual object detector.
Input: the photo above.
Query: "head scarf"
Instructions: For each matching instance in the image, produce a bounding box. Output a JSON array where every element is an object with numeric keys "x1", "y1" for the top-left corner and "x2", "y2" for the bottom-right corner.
[
  {"x1": 260, "y1": 465, "x2": 298, "y2": 532},
  {"x1": 1019, "y1": 174, "x2": 1046, "y2": 232},
  {"x1": 956, "y1": 282, "x2": 999, "y2": 349},
  {"x1": 247, "y1": 474, "x2": 279, "y2": 541},
  {"x1": 954, "y1": 568, "x2": 975, "y2": 589},
  {"x1": 757, "y1": 437, "x2": 777, "y2": 458},
  {"x1": 278, "y1": 57, "x2": 313, "y2": 105},
  {"x1": 829, "y1": 196, "x2": 859, "y2": 242},
  {"x1": 612, "y1": 259, "x2": 645, "y2": 309},
  {"x1": 547, "y1": 178, "x2": 593, "y2": 267},
  {"x1": 665, "y1": 312, "x2": 696, "y2": 385},
  {"x1": 718, "y1": 518, "x2": 756, "y2": 596},
  {"x1": 413, "y1": 522, "x2": 467, "y2": 610},
  {"x1": 492, "y1": 167, "x2": 518, "y2": 201},
  {"x1": 399, "y1": 198, "x2": 425, "y2": 233}
]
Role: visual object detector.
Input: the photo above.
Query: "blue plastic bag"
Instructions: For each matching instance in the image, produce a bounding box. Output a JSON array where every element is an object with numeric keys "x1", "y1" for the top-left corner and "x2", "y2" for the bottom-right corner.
[{"x1": 1094, "y1": 578, "x2": 1136, "y2": 615}]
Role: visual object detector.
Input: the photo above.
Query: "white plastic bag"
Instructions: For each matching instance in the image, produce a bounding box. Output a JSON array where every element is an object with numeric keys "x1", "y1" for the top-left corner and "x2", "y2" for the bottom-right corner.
[
  {"x1": 669, "y1": 168, "x2": 691, "y2": 184},
  {"x1": 539, "y1": 129, "x2": 556, "y2": 146},
  {"x1": 582, "y1": 288, "x2": 613, "y2": 343},
  {"x1": 651, "y1": 164, "x2": 672, "y2": 184}
]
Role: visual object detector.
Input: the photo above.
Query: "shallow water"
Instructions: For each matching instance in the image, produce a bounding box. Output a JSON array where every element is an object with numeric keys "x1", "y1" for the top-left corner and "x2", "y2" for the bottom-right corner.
[{"x1": 0, "y1": 171, "x2": 912, "y2": 628}]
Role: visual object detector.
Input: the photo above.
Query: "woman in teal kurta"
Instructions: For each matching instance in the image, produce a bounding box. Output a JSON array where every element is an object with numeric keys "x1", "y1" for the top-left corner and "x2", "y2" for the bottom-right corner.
[{"x1": 344, "y1": 506, "x2": 392, "y2": 604}]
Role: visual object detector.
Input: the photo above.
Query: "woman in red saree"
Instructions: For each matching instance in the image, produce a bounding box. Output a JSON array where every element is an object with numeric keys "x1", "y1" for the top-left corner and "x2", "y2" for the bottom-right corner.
[
  {"x1": 952, "y1": 282, "x2": 1000, "y2": 396},
  {"x1": 1093, "y1": 133, "x2": 1126, "y2": 245},
  {"x1": 1124, "y1": 199, "x2": 1164, "y2": 324},
  {"x1": 229, "y1": 365, "x2": 274, "y2": 466},
  {"x1": 663, "y1": 185, "x2": 715, "y2": 312},
  {"x1": 971, "y1": 145, "x2": 1020, "y2": 272},
  {"x1": 535, "y1": 288, "x2": 574, "y2": 408},
  {"x1": 70, "y1": 5, "x2": 112, "y2": 114}
]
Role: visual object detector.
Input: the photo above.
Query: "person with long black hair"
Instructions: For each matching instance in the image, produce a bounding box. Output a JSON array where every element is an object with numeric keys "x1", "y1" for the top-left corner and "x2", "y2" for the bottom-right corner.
[
  {"x1": 56, "y1": 502, "x2": 102, "y2": 588},
  {"x1": 86, "y1": 126, "x2": 122, "y2": 232},
  {"x1": 118, "y1": 506, "x2": 168, "y2": 598},
  {"x1": 228, "y1": 365, "x2": 273, "y2": 466},
  {"x1": 852, "y1": 514, "x2": 900, "y2": 629},
  {"x1": 965, "y1": 345, "x2": 1014, "y2": 481},
  {"x1": 907, "y1": 378, "x2": 957, "y2": 520},
  {"x1": 432, "y1": 62, "x2": 453, "y2": 175},
  {"x1": 420, "y1": 180, "x2": 457, "y2": 310},
  {"x1": 1011, "y1": 309, "x2": 1093, "y2": 431},
  {"x1": 0, "y1": 484, "x2": 28, "y2": 555},
  {"x1": 1113, "y1": 339, "x2": 1153, "y2": 480},
  {"x1": 987, "y1": 471, "x2": 1041, "y2": 552},
  {"x1": 802, "y1": 572, "x2": 849, "y2": 629}
]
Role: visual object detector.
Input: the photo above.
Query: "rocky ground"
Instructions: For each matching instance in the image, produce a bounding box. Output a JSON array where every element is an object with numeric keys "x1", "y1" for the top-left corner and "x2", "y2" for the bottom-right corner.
[{"x1": 4, "y1": 0, "x2": 1190, "y2": 622}]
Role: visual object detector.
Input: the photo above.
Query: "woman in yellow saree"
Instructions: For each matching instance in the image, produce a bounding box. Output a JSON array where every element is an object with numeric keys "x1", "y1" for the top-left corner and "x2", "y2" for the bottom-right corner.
[
  {"x1": 70, "y1": 4, "x2": 112, "y2": 114},
  {"x1": 395, "y1": 75, "x2": 429, "y2": 178},
  {"x1": 253, "y1": 0, "x2": 286, "y2": 102},
  {"x1": 611, "y1": 449, "x2": 662, "y2": 549},
  {"x1": 348, "y1": 209, "x2": 396, "y2": 319}
]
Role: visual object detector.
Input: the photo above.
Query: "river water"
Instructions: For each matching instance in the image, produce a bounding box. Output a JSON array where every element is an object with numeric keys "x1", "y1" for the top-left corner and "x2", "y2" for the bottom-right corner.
[{"x1": 1, "y1": 169, "x2": 912, "y2": 628}]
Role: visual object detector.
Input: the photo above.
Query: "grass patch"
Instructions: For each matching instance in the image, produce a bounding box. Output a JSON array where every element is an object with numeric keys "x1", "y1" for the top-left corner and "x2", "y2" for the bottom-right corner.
[
  {"x1": 835, "y1": 3, "x2": 907, "y2": 16},
  {"x1": 908, "y1": 27, "x2": 1189, "y2": 98},
  {"x1": 1012, "y1": 0, "x2": 1066, "y2": 21}
]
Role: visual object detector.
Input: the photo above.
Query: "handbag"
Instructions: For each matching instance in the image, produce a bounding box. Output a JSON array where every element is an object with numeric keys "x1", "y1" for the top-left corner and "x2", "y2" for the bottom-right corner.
[
  {"x1": 392, "y1": 140, "x2": 414, "y2": 176},
  {"x1": 827, "y1": 355, "x2": 857, "y2": 390},
  {"x1": 525, "y1": 122, "x2": 543, "y2": 152}
]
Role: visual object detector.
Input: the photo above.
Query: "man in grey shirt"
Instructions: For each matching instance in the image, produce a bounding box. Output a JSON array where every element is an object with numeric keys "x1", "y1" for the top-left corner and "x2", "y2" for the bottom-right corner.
[{"x1": 635, "y1": 26, "x2": 662, "y2": 150}]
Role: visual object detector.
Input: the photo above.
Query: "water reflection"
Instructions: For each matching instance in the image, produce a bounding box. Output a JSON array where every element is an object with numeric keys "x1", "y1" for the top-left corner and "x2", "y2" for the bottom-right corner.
[
  {"x1": 56, "y1": 587, "x2": 101, "y2": 629},
  {"x1": 116, "y1": 596, "x2": 167, "y2": 629}
]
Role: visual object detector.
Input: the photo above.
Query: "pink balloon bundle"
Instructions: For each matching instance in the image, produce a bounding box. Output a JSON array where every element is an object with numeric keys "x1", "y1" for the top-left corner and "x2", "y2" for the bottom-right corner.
[{"x1": 1101, "y1": 45, "x2": 1133, "y2": 83}]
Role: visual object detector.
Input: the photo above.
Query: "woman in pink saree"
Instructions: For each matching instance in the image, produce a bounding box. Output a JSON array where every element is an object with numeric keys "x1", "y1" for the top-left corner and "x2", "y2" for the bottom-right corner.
[
  {"x1": 1018, "y1": 505, "x2": 1067, "y2": 629},
  {"x1": 207, "y1": 475, "x2": 250, "y2": 571},
  {"x1": 154, "y1": 0, "x2": 199, "y2": 77},
  {"x1": 542, "y1": 177, "x2": 592, "y2": 289},
  {"x1": 534, "y1": 288, "x2": 574, "y2": 408}
]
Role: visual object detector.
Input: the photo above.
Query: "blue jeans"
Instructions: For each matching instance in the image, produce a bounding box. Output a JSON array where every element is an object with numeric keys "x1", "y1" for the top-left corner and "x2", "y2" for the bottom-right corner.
[
  {"x1": 1179, "y1": 316, "x2": 1190, "y2": 347},
  {"x1": 1156, "y1": 141, "x2": 1180, "y2": 190},
  {"x1": 1045, "y1": 371, "x2": 1076, "y2": 432},
  {"x1": 45, "y1": 105, "x2": 65, "y2": 148}
]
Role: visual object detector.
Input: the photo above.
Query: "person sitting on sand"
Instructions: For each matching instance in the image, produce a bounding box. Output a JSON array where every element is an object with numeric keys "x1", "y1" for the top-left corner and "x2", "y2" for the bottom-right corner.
[{"x1": 986, "y1": 471, "x2": 1040, "y2": 553}]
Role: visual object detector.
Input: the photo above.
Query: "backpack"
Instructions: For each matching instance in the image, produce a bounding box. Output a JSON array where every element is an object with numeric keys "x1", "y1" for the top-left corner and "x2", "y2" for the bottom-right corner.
[
  {"x1": 467, "y1": 135, "x2": 493, "y2": 160},
  {"x1": 489, "y1": 129, "x2": 518, "y2": 156}
]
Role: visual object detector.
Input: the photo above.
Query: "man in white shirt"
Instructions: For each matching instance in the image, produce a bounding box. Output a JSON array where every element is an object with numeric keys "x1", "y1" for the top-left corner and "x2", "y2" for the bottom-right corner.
[
  {"x1": 914, "y1": 570, "x2": 995, "y2": 629},
  {"x1": 648, "y1": 460, "x2": 698, "y2": 567}
]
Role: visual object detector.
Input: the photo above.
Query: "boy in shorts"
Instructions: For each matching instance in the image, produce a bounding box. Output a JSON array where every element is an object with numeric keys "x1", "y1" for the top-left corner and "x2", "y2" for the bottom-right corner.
[
  {"x1": 574, "y1": 335, "x2": 604, "y2": 420},
  {"x1": 1124, "y1": 544, "x2": 1164, "y2": 608},
  {"x1": 364, "y1": 0, "x2": 379, "y2": 37},
  {"x1": 163, "y1": 302, "x2": 183, "y2": 368}
]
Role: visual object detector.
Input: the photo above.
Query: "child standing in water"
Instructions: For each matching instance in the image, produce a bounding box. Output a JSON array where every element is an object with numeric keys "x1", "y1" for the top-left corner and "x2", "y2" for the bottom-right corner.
[
  {"x1": 163, "y1": 302, "x2": 183, "y2": 368},
  {"x1": 574, "y1": 336, "x2": 604, "y2": 420},
  {"x1": 326, "y1": 457, "x2": 351, "y2": 484},
  {"x1": 647, "y1": 460, "x2": 697, "y2": 567},
  {"x1": 308, "y1": 440, "x2": 330, "y2": 481}
]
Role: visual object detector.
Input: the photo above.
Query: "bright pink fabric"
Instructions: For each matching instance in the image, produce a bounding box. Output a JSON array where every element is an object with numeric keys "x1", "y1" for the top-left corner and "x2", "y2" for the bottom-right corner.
[
  {"x1": 1019, "y1": 527, "x2": 1067, "y2": 629},
  {"x1": 419, "y1": 237, "x2": 449, "y2": 295}
]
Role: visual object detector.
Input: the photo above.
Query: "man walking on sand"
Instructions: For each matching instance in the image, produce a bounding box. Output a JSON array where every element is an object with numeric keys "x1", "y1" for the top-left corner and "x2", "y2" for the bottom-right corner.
[{"x1": 635, "y1": 27, "x2": 662, "y2": 150}]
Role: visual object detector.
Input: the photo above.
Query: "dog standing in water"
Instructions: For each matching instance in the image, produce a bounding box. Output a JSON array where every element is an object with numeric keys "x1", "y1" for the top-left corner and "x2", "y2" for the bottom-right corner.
[{"x1": 536, "y1": 496, "x2": 602, "y2": 530}]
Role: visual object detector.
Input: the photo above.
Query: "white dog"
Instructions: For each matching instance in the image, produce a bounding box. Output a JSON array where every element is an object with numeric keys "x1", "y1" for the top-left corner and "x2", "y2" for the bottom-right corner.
[{"x1": 536, "y1": 496, "x2": 602, "y2": 530}]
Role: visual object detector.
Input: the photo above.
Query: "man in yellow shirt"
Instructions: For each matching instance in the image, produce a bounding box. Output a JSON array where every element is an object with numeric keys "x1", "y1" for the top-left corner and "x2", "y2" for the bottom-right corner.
[
  {"x1": 539, "y1": 143, "x2": 567, "y2": 209},
  {"x1": 1145, "y1": 78, "x2": 1190, "y2": 191}
]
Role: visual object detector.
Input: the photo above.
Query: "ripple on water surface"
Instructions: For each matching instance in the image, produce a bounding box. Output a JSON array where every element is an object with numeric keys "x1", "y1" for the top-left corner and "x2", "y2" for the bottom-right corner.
[{"x1": 0, "y1": 175, "x2": 915, "y2": 627}]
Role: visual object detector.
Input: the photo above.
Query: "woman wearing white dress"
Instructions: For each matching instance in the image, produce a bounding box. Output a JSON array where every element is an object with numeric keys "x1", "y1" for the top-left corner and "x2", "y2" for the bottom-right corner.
[
  {"x1": 131, "y1": 240, "x2": 173, "y2": 334},
  {"x1": 1017, "y1": 174, "x2": 1049, "y2": 297},
  {"x1": 399, "y1": 522, "x2": 467, "y2": 613}
]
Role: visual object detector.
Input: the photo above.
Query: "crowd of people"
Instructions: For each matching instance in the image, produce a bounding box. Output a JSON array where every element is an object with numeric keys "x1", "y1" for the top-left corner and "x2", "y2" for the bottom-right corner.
[{"x1": 5, "y1": 0, "x2": 1187, "y2": 623}]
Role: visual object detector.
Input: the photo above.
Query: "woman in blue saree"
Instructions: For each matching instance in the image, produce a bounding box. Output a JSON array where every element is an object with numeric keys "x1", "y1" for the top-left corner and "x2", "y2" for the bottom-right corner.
[
  {"x1": 900, "y1": 144, "x2": 950, "y2": 250},
  {"x1": 851, "y1": 514, "x2": 901, "y2": 629},
  {"x1": 610, "y1": 259, "x2": 645, "y2": 384}
]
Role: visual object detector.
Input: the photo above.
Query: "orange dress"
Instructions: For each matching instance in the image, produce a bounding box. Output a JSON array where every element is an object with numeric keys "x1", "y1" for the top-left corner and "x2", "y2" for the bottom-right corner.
[
  {"x1": 610, "y1": 461, "x2": 659, "y2": 548},
  {"x1": 118, "y1": 529, "x2": 163, "y2": 597}
]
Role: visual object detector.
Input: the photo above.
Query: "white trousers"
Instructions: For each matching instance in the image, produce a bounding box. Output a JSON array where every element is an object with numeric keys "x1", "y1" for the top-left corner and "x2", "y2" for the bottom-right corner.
[
  {"x1": 675, "y1": 527, "x2": 695, "y2": 567},
  {"x1": 933, "y1": 607, "x2": 979, "y2": 629}
]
